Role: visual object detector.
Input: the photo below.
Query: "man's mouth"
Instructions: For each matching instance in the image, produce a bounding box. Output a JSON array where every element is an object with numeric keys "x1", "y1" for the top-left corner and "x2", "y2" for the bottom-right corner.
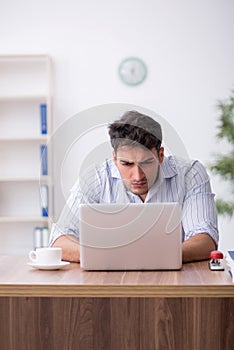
[{"x1": 131, "y1": 181, "x2": 147, "y2": 188}]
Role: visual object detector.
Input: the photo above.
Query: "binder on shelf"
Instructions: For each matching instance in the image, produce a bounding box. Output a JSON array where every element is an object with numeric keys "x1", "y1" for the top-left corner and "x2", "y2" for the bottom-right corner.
[
  {"x1": 40, "y1": 103, "x2": 47, "y2": 134},
  {"x1": 40, "y1": 184, "x2": 48, "y2": 217},
  {"x1": 33, "y1": 226, "x2": 50, "y2": 249},
  {"x1": 42, "y1": 226, "x2": 50, "y2": 247},
  {"x1": 40, "y1": 144, "x2": 48, "y2": 175}
]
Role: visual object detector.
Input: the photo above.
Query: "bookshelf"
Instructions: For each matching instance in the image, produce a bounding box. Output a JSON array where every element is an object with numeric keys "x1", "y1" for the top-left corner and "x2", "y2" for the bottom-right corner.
[{"x1": 0, "y1": 54, "x2": 53, "y2": 254}]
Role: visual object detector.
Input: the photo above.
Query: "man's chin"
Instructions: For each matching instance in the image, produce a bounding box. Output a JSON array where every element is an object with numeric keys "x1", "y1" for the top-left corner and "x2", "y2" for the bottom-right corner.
[{"x1": 130, "y1": 187, "x2": 148, "y2": 196}]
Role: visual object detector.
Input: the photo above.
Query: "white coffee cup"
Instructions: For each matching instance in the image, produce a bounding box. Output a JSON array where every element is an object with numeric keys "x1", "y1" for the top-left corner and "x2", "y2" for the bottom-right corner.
[{"x1": 29, "y1": 247, "x2": 62, "y2": 265}]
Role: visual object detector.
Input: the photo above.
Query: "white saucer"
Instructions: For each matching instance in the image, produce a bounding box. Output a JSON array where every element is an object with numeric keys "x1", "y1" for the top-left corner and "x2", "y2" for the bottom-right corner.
[{"x1": 28, "y1": 261, "x2": 70, "y2": 270}]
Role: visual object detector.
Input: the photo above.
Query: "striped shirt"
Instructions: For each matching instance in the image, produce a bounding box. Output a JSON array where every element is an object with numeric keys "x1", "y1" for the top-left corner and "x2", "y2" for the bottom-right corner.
[{"x1": 49, "y1": 156, "x2": 219, "y2": 245}]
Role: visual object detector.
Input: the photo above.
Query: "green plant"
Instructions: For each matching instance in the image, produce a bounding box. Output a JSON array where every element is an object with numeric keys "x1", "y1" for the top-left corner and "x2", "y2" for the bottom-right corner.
[{"x1": 210, "y1": 90, "x2": 234, "y2": 217}]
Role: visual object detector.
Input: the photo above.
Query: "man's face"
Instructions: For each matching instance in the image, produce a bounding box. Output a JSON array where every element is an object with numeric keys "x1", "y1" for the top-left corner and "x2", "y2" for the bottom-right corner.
[{"x1": 113, "y1": 145, "x2": 164, "y2": 201}]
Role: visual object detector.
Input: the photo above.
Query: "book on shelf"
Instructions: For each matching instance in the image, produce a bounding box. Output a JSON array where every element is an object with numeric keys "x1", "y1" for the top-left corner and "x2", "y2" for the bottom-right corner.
[
  {"x1": 33, "y1": 226, "x2": 50, "y2": 249},
  {"x1": 225, "y1": 251, "x2": 234, "y2": 283},
  {"x1": 40, "y1": 103, "x2": 47, "y2": 134},
  {"x1": 40, "y1": 144, "x2": 48, "y2": 175},
  {"x1": 40, "y1": 184, "x2": 48, "y2": 217}
]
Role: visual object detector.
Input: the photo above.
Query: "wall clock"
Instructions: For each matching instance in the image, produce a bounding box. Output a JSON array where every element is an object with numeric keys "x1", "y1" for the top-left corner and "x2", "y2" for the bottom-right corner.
[{"x1": 118, "y1": 57, "x2": 147, "y2": 86}]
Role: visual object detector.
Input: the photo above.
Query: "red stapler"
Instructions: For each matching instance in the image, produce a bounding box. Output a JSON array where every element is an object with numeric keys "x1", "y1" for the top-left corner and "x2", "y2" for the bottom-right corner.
[{"x1": 209, "y1": 250, "x2": 225, "y2": 271}]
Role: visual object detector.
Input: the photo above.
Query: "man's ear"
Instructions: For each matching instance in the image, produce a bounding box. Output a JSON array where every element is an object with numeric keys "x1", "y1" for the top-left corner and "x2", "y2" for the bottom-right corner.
[{"x1": 159, "y1": 147, "x2": 164, "y2": 164}]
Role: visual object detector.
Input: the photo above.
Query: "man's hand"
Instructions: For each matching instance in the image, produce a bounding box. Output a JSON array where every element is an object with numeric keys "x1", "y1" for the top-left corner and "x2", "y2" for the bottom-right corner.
[
  {"x1": 182, "y1": 233, "x2": 216, "y2": 263},
  {"x1": 52, "y1": 235, "x2": 80, "y2": 263}
]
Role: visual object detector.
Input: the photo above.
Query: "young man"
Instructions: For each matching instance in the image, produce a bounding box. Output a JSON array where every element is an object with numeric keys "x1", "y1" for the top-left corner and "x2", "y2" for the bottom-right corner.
[{"x1": 50, "y1": 110, "x2": 218, "y2": 263}]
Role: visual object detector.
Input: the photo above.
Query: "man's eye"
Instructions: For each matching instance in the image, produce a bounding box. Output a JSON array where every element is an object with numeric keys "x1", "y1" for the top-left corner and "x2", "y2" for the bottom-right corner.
[
  {"x1": 142, "y1": 160, "x2": 154, "y2": 165},
  {"x1": 121, "y1": 162, "x2": 133, "y2": 166}
]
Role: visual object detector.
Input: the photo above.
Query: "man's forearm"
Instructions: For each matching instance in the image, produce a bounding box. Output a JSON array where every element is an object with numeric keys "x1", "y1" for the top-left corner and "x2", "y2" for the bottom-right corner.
[
  {"x1": 52, "y1": 232, "x2": 216, "y2": 264},
  {"x1": 182, "y1": 233, "x2": 216, "y2": 263},
  {"x1": 52, "y1": 235, "x2": 80, "y2": 262}
]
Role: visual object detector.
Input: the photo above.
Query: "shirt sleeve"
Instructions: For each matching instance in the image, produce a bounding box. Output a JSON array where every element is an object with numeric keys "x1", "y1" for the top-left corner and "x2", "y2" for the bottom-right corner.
[
  {"x1": 181, "y1": 160, "x2": 219, "y2": 245},
  {"x1": 49, "y1": 165, "x2": 102, "y2": 246}
]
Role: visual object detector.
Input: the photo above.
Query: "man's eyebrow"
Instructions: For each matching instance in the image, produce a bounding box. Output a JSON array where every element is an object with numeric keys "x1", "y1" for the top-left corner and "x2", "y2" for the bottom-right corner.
[
  {"x1": 118, "y1": 157, "x2": 155, "y2": 164},
  {"x1": 119, "y1": 159, "x2": 134, "y2": 164},
  {"x1": 139, "y1": 157, "x2": 155, "y2": 163}
]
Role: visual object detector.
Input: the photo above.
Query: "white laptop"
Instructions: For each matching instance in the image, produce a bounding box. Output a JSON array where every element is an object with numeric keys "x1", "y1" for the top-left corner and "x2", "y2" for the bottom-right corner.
[{"x1": 79, "y1": 202, "x2": 182, "y2": 270}]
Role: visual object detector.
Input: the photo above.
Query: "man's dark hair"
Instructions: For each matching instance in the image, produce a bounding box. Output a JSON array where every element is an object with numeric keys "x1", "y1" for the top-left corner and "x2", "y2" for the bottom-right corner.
[{"x1": 108, "y1": 110, "x2": 162, "y2": 153}]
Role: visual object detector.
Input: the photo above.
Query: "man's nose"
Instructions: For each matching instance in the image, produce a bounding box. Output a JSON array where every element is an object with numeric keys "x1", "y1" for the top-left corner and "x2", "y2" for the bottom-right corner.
[{"x1": 132, "y1": 165, "x2": 145, "y2": 179}]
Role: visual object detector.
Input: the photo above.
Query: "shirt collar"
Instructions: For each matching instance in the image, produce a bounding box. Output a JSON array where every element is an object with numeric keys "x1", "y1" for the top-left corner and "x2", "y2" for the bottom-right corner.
[
  {"x1": 160, "y1": 156, "x2": 178, "y2": 179},
  {"x1": 109, "y1": 159, "x2": 122, "y2": 179}
]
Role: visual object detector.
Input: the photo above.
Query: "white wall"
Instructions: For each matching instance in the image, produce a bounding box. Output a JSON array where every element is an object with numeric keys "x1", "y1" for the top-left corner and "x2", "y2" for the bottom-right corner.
[{"x1": 1, "y1": 0, "x2": 234, "y2": 252}]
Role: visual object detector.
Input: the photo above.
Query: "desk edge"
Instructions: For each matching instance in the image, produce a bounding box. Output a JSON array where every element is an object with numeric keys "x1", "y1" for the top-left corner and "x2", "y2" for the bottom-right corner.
[{"x1": 0, "y1": 284, "x2": 233, "y2": 298}]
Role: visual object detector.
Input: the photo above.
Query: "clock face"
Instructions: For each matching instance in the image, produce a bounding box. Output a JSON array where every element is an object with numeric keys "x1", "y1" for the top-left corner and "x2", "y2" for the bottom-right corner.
[{"x1": 118, "y1": 57, "x2": 147, "y2": 86}]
